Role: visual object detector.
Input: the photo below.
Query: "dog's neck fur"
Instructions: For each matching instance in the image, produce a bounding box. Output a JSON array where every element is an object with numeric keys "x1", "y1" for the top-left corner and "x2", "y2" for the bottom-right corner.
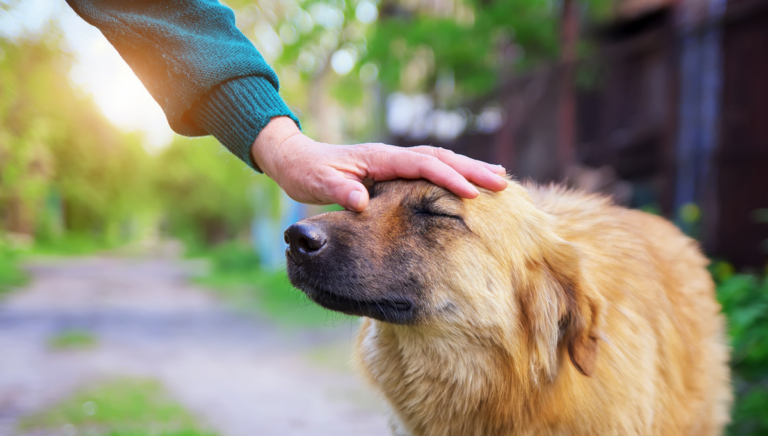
[{"x1": 356, "y1": 318, "x2": 584, "y2": 436}]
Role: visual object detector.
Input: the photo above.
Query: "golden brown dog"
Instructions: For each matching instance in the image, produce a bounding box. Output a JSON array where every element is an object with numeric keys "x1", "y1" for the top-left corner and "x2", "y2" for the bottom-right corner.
[{"x1": 284, "y1": 178, "x2": 731, "y2": 436}]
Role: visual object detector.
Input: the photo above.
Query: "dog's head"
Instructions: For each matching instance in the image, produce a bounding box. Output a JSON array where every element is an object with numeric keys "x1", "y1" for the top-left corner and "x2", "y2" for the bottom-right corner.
[{"x1": 285, "y1": 179, "x2": 602, "y2": 378}]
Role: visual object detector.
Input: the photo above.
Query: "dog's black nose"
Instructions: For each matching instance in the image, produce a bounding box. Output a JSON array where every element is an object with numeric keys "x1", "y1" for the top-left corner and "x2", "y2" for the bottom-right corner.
[{"x1": 284, "y1": 222, "x2": 327, "y2": 264}]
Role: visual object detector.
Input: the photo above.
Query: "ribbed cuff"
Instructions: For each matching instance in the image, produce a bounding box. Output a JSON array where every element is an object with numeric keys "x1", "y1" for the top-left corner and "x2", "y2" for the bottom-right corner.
[{"x1": 189, "y1": 75, "x2": 301, "y2": 172}]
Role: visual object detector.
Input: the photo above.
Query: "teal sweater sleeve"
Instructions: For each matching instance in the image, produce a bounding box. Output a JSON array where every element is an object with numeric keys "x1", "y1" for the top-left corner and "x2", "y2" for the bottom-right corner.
[{"x1": 65, "y1": 0, "x2": 300, "y2": 170}]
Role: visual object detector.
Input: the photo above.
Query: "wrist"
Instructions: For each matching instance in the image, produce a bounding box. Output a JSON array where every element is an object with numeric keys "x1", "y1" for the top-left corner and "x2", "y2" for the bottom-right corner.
[{"x1": 251, "y1": 116, "x2": 302, "y2": 177}]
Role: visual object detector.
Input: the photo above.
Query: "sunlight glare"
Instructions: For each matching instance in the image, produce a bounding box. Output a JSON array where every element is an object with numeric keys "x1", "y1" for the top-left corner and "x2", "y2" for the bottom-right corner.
[{"x1": 59, "y1": 6, "x2": 175, "y2": 152}]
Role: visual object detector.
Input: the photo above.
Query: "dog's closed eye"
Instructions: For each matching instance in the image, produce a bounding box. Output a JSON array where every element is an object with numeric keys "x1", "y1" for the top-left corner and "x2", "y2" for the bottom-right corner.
[
  {"x1": 413, "y1": 206, "x2": 463, "y2": 221},
  {"x1": 413, "y1": 192, "x2": 465, "y2": 222}
]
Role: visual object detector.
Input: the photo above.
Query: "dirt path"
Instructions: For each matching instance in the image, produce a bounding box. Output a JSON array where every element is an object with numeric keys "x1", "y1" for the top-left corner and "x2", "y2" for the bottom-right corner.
[{"x1": 0, "y1": 256, "x2": 389, "y2": 436}]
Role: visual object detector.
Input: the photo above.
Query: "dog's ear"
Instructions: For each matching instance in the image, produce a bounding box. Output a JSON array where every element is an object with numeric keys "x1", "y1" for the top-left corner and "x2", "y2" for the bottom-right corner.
[
  {"x1": 543, "y1": 241, "x2": 603, "y2": 377},
  {"x1": 517, "y1": 236, "x2": 602, "y2": 380}
]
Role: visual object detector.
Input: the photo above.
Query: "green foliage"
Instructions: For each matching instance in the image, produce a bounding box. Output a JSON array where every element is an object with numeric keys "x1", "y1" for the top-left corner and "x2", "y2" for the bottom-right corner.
[
  {"x1": 365, "y1": 0, "x2": 613, "y2": 99},
  {"x1": 366, "y1": 0, "x2": 558, "y2": 98},
  {"x1": 194, "y1": 241, "x2": 335, "y2": 327},
  {"x1": 202, "y1": 240, "x2": 262, "y2": 273},
  {"x1": 222, "y1": 0, "x2": 616, "y2": 141},
  {"x1": 154, "y1": 138, "x2": 262, "y2": 247},
  {"x1": 0, "y1": 34, "x2": 276, "y2": 257},
  {"x1": 20, "y1": 378, "x2": 217, "y2": 436},
  {"x1": 29, "y1": 233, "x2": 120, "y2": 257},
  {"x1": 48, "y1": 329, "x2": 98, "y2": 350},
  {"x1": 0, "y1": 36, "x2": 154, "y2": 247},
  {"x1": 711, "y1": 262, "x2": 768, "y2": 436},
  {"x1": 0, "y1": 235, "x2": 28, "y2": 296}
]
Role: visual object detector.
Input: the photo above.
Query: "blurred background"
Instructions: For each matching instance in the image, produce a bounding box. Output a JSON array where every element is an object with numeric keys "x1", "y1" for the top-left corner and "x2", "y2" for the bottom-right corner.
[{"x1": 0, "y1": 0, "x2": 766, "y2": 435}]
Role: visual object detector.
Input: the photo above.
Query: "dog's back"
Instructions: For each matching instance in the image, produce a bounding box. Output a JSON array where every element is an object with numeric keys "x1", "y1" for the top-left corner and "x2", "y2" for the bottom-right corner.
[{"x1": 528, "y1": 184, "x2": 732, "y2": 435}]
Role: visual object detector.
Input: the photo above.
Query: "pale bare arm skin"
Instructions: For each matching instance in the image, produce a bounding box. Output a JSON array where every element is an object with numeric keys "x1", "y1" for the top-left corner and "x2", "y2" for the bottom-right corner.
[{"x1": 252, "y1": 116, "x2": 508, "y2": 211}]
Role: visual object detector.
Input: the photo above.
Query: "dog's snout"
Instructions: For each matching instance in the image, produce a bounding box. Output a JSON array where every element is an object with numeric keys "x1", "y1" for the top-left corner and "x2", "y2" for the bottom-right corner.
[{"x1": 285, "y1": 222, "x2": 328, "y2": 264}]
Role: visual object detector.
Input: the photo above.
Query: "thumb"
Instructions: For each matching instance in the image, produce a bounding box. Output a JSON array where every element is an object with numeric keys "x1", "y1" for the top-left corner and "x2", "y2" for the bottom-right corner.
[{"x1": 326, "y1": 174, "x2": 370, "y2": 212}]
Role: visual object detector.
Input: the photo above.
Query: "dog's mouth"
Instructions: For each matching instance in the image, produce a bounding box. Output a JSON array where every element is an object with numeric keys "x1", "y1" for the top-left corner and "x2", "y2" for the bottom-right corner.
[{"x1": 297, "y1": 284, "x2": 415, "y2": 324}]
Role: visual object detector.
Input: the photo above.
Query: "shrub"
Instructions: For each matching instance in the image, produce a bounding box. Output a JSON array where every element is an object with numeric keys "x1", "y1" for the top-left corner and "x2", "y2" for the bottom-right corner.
[{"x1": 712, "y1": 262, "x2": 768, "y2": 435}]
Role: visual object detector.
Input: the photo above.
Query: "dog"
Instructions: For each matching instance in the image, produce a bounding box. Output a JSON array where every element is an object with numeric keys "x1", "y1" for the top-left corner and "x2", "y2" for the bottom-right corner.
[{"x1": 284, "y1": 178, "x2": 731, "y2": 436}]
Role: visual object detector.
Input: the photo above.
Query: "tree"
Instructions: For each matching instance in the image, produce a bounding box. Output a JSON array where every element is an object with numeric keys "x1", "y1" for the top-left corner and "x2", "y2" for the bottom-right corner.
[{"x1": 0, "y1": 34, "x2": 152, "y2": 243}]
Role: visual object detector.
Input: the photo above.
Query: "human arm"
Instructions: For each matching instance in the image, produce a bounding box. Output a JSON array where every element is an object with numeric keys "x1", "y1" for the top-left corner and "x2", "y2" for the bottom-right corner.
[
  {"x1": 65, "y1": 0, "x2": 299, "y2": 168},
  {"x1": 66, "y1": 0, "x2": 507, "y2": 211}
]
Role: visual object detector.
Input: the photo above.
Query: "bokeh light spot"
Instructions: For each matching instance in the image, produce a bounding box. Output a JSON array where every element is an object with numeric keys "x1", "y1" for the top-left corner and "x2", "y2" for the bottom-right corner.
[
  {"x1": 331, "y1": 49, "x2": 355, "y2": 75},
  {"x1": 356, "y1": 1, "x2": 378, "y2": 24}
]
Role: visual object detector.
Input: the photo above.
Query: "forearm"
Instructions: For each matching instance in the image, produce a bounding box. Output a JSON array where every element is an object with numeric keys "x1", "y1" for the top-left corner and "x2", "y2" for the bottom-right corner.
[{"x1": 66, "y1": 0, "x2": 299, "y2": 169}]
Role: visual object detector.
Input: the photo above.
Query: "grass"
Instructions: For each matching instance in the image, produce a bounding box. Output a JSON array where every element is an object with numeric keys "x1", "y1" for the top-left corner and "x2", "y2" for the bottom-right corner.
[
  {"x1": 19, "y1": 378, "x2": 217, "y2": 436},
  {"x1": 1, "y1": 231, "x2": 117, "y2": 299},
  {"x1": 192, "y1": 241, "x2": 347, "y2": 327},
  {"x1": 48, "y1": 329, "x2": 98, "y2": 350},
  {"x1": 0, "y1": 255, "x2": 27, "y2": 296},
  {"x1": 30, "y1": 233, "x2": 118, "y2": 256},
  {"x1": 0, "y1": 237, "x2": 29, "y2": 297}
]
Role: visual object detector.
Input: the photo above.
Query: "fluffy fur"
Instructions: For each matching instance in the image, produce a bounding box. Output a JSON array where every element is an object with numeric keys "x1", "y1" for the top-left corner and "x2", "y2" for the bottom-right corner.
[{"x1": 288, "y1": 178, "x2": 732, "y2": 436}]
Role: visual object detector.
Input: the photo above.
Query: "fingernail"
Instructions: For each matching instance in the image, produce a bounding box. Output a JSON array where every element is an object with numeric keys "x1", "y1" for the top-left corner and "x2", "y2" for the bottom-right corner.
[
  {"x1": 349, "y1": 190, "x2": 364, "y2": 210},
  {"x1": 468, "y1": 185, "x2": 480, "y2": 196}
]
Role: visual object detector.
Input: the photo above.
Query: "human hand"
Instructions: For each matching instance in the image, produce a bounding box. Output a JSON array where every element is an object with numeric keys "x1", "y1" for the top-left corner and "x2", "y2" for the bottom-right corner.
[{"x1": 252, "y1": 117, "x2": 508, "y2": 212}]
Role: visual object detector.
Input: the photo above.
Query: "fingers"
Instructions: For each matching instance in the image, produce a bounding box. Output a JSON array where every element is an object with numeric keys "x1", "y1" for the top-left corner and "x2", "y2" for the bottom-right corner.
[
  {"x1": 363, "y1": 148, "x2": 482, "y2": 199},
  {"x1": 408, "y1": 146, "x2": 508, "y2": 192},
  {"x1": 484, "y1": 162, "x2": 508, "y2": 176},
  {"x1": 321, "y1": 169, "x2": 370, "y2": 212}
]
